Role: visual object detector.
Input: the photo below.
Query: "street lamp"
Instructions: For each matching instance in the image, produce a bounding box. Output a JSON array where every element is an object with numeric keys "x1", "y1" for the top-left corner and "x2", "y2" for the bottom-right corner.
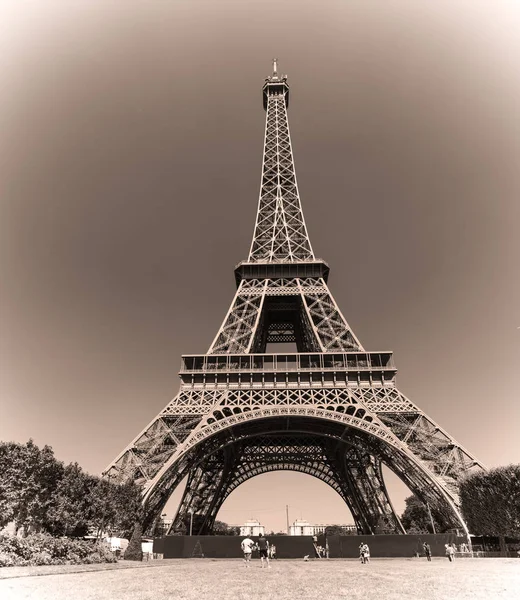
[{"x1": 188, "y1": 508, "x2": 194, "y2": 536}]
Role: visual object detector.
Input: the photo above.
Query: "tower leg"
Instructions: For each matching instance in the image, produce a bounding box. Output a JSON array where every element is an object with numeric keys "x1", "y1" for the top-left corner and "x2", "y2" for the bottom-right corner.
[
  {"x1": 328, "y1": 444, "x2": 404, "y2": 534},
  {"x1": 171, "y1": 446, "x2": 240, "y2": 535}
]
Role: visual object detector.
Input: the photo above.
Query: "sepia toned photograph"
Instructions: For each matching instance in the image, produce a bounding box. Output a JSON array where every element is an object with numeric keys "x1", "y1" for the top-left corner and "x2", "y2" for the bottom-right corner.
[{"x1": 1, "y1": 1, "x2": 519, "y2": 599}]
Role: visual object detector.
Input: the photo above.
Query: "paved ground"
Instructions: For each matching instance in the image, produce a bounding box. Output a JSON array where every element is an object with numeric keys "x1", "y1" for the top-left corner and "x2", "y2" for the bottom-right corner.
[{"x1": 0, "y1": 558, "x2": 518, "y2": 600}]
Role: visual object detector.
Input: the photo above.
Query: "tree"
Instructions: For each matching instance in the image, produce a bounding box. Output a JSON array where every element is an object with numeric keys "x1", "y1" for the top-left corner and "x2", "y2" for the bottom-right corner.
[
  {"x1": 44, "y1": 462, "x2": 93, "y2": 537},
  {"x1": 460, "y1": 465, "x2": 520, "y2": 537},
  {"x1": 110, "y1": 480, "x2": 143, "y2": 538},
  {"x1": 85, "y1": 474, "x2": 143, "y2": 539},
  {"x1": 324, "y1": 525, "x2": 347, "y2": 536},
  {"x1": 0, "y1": 440, "x2": 144, "y2": 539},
  {"x1": 87, "y1": 476, "x2": 118, "y2": 538},
  {"x1": 400, "y1": 495, "x2": 444, "y2": 534},
  {"x1": 0, "y1": 440, "x2": 64, "y2": 534},
  {"x1": 124, "y1": 521, "x2": 143, "y2": 561},
  {"x1": 212, "y1": 520, "x2": 240, "y2": 536}
]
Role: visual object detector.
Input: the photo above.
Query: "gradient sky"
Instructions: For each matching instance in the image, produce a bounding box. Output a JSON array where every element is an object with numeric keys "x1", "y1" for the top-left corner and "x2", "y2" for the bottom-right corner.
[{"x1": 1, "y1": 0, "x2": 519, "y2": 532}]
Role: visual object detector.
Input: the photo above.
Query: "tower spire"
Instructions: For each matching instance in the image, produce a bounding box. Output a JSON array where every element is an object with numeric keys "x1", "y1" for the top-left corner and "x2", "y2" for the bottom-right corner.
[{"x1": 249, "y1": 65, "x2": 314, "y2": 263}]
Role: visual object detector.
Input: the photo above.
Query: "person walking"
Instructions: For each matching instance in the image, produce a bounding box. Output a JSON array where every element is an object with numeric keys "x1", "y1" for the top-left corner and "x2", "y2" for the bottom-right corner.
[
  {"x1": 445, "y1": 543, "x2": 455, "y2": 562},
  {"x1": 241, "y1": 537, "x2": 255, "y2": 568},
  {"x1": 257, "y1": 533, "x2": 271, "y2": 568},
  {"x1": 363, "y1": 543, "x2": 370, "y2": 564},
  {"x1": 423, "y1": 542, "x2": 432, "y2": 561}
]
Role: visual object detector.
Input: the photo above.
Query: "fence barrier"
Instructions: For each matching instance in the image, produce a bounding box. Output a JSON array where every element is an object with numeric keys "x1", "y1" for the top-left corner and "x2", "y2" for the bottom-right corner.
[{"x1": 153, "y1": 533, "x2": 471, "y2": 559}]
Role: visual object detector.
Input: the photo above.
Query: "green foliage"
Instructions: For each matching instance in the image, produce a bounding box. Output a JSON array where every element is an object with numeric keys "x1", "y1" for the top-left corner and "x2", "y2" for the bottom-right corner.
[
  {"x1": 124, "y1": 522, "x2": 143, "y2": 561},
  {"x1": 109, "y1": 481, "x2": 144, "y2": 538},
  {"x1": 0, "y1": 532, "x2": 116, "y2": 567},
  {"x1": 400, "y1": 495, "x2": 445, "y2": 534},
  {"x1": 44, "y1": 463, "x2": 95, "y2": 537},
  {"x1": 212, "y1": 520, "x2": 240, "y2": 536},
  {"x1": 324, "y1": 525, "x2": 349, "y2": 536},
  {"x1": 0, "y1": 440, "x2": 64, "y2": 534},
  {"x1": 460, "y1": 465, "x2": 520, "y2": 537},
  {"x1": 0, "y1": 440, "x2": 142, "y2": 539}
]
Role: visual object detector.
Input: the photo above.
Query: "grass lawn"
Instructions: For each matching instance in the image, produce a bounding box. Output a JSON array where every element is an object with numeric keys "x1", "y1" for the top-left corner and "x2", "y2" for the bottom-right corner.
[{"x1": 0, "y1": 558, "x2": 518, "y2": 600}]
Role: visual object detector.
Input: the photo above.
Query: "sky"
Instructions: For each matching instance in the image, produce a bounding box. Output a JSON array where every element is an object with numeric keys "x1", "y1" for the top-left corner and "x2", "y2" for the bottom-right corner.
[{"x1": 1, "y1": 0, "x2": 519, "y2": 533}]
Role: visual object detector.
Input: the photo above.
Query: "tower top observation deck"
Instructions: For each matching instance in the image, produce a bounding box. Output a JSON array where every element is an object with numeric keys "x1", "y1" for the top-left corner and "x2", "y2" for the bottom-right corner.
[{"x1": 263, "y1": 58, "x2": 289, "y2": 110}]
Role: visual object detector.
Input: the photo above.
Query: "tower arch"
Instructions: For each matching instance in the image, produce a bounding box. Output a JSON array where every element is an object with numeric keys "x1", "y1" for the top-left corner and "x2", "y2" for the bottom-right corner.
[{"x1": 138, "y1": 410, "x2": 468, "y2": 536}]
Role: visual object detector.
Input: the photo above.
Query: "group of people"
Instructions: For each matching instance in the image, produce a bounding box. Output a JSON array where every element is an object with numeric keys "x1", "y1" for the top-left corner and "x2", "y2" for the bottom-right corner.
[
  {"x1": 359, "y1": 543, "x2": 370, "y2": 564},
  {"x1": 240, "y1": 534, "x2": 276, "y2": 568},
  {"x1": 421, "y1": 541, "x2": 459, "y2": 561},
  {"x1": 312, "y1": 535, "x2": 328, "y2": 559},
  {"x1": 241, "y1": 536, "x2": 464, "y2": 564},
  {"x1": 314, "y1": 544, "x2": 327, "y2": 558}
]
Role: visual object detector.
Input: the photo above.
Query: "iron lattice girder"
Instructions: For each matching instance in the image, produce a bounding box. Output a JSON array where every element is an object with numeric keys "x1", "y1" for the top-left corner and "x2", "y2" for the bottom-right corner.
[
  {"x1": 104, "y1": 66, "x2": 486, "y2": 537},
  {"x1": 222, "y1": 435, "x2": 347, "y2": 503},
  {"x1": 332, "y1": 447, "x2": 403, "y2": 533},
  {"x1": 104, "y1": 414, "x2": 202, "y2": 486},
  {"x1": 170, "y1": 430, "x2": 404, "y2": 535},
  {"x1": 146, "y1": 413, "x2": 461, "y2": 535},
  {"x1": 106, "y1": 373, "x2": 483, "y2": 532},
  {"x1": 249, "y1": 86, "x2": 313, "y2": 263},
  {"x1": 221, "y1": 436, "x2": 403, "y2": 534},
  {"x1": 208, "y1": 277, "x2": 363, "y2": 354},
  {"x1": 171, "y1": 435, "x2": 345, "y2": 535},
  {"x1": 133, "y1": 388, "x2": 481, "y2": 533}
]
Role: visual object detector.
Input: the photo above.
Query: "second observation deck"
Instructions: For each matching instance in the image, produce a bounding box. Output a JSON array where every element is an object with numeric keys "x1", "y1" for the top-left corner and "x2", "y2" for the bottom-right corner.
[{"x1": 180, "y1": 352, "x2": 397, "y2": 388}]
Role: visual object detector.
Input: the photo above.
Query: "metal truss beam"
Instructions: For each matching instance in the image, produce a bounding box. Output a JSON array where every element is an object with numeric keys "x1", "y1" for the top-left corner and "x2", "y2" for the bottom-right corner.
[
  {"x1": 249, "y1": 76, "x2": 314, "y2": 263},
  {"x1": 208, "y1": 278, "x2": 363, "y2": 354},
  {"x1": 168, "y1": 431, "x2": 406, "y2": 536}
]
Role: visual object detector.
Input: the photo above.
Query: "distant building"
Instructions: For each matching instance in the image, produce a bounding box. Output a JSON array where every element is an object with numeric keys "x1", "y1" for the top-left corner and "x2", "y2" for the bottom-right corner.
[
  {"x1": 288, "y1": 519, "x2": 357, "y2": 535},
  {"x1": 161, "y1": 518, "x2": 173, "y2": 535},
  {"x1": 240, "y1": 519, "x2": 265, "y2": 536},
  {"x1": 288, "y1": 519, "x2": 313, "y2": 536}
]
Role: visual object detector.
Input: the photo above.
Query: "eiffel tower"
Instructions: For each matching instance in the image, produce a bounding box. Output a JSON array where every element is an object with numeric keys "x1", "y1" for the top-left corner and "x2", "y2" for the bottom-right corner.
[{"x1": 105, "y1": 60, "x2": 484, "y2": 536}]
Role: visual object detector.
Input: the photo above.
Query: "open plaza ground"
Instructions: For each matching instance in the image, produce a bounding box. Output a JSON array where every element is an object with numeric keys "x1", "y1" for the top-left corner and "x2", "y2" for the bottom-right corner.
[{"x1": 0, "y1": 557, "x2": 519, "y2": 600}]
